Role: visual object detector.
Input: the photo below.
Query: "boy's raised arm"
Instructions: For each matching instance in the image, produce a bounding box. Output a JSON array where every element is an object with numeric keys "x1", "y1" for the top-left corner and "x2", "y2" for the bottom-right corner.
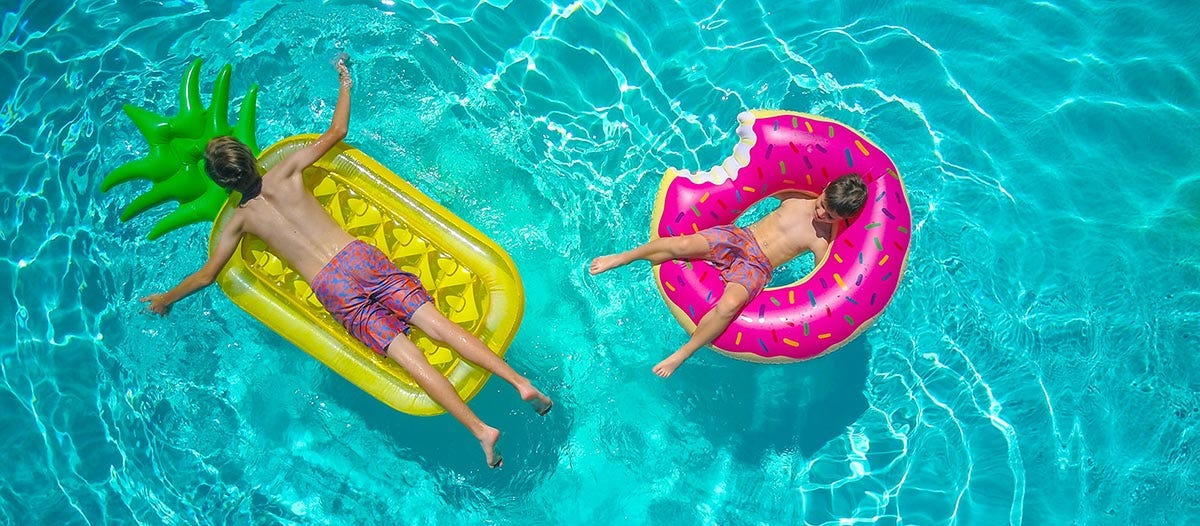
[{"x1": 277, "y1": 55, "x2": 353, "y2": 176}]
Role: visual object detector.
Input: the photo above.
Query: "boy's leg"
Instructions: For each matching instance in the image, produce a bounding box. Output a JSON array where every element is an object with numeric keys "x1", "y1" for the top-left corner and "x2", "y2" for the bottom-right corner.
[
  {"x1": 385, "y1": 334, "x2": 504, "y2": 468},
  {"x1": 652, "y1": 282, "x2": 750, "y2": 378},
  {"x1": 589, "y1": 234, "x2": 709, "y2": 275},
  {"x1": 408, "y1": 303, "x2": 553, "y2": 415}
]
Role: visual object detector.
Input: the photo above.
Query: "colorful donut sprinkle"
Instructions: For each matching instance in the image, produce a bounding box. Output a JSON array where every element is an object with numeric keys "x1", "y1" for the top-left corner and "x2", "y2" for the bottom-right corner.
[{"x1": 650, "y1": 110, "x2": 911, "y2": 362}]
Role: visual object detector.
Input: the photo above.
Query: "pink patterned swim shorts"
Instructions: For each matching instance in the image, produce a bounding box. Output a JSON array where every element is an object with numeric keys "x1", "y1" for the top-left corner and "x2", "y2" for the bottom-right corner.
[
  {"x1": 311, "y1": 240, "x2": 433, "y2": 355},
  {"x1": 697, "y1": 225, "x2": 773, "y2": 299}
]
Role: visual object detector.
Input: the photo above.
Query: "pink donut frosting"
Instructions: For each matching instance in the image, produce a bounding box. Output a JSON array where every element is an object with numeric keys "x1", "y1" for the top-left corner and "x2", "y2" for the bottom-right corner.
[{"x1": 650, "y1": 110, "x2": 911, "y2": 362}]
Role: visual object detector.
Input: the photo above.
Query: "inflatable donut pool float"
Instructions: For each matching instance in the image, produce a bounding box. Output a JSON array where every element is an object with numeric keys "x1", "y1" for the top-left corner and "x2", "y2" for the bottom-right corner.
[{"x1": 650, "y1": 110, "x2": 911, "y2": 362}]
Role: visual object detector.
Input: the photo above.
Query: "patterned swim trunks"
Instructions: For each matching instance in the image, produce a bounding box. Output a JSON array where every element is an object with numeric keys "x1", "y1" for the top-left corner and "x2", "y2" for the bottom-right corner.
[
  {"x1": 311, "y1": 240, "x2": 433, "y2": 355},
  {"x1": 698, "y1": 225, "x2": 773, "y2": 299}
]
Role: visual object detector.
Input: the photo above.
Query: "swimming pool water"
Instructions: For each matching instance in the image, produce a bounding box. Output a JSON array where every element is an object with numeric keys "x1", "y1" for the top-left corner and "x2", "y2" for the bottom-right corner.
[{"x1": 2, "y1": 0, "x2": 1198, "y2": 524}]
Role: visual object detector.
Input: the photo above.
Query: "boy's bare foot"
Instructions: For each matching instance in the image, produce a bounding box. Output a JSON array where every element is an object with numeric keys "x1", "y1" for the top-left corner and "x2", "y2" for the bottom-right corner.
[
  {"x1": 652, "y1": 355, "x2": 686, "y2": 378},
  {"x1": 478, "y1": 426, "x2": 502, "y2": 468},
  {"x1": 519, "y1": 384, "x2": 554, "y2": 416},
  {"x1": 589, "y1": 254, "x2": 625, "y2": 275}
]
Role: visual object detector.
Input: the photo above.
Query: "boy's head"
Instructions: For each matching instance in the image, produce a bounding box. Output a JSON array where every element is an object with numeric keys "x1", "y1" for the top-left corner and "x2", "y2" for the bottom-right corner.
[
  {"x1": 204, "y1": 136, "x2": 259, "y2": 192},
  {"x1": 817, "y1": 174, "x2": 868, "y2": 222}
]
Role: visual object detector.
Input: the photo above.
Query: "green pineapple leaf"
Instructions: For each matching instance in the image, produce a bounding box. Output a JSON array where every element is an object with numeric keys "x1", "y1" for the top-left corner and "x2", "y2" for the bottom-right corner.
[{"x1": 103, "y1": 58, "x2": 260, "y2": 240}]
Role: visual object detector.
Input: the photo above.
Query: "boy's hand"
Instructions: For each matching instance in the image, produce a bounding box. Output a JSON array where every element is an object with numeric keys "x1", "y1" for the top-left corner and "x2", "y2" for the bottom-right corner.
[
  {"x1": 141, "y1": 293, "x2": 173, "y2": 316},
  {"x1": 336, "y1": 54, "x2": 352, "y2": 88}
]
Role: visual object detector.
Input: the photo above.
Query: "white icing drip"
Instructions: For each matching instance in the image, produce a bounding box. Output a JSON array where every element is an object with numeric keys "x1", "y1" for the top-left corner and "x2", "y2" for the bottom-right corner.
[
  {"x1": 721, "y1": 156, "x2": 742, "y2": 179},
  {"x1": 733, "y1": 142, "x2": 752, "y2": 165},
  {"x1": 675, "y1": 111, "x2": 761, "y2": 185}
]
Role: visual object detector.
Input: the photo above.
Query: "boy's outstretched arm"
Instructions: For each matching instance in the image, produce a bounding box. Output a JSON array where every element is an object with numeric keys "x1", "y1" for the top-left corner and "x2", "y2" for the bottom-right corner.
[
  {"x1": 142, "y1": 218, "x2": 244, "y2": 315},
  {"x1": 276, "y1": 55, "x2": 353, "y2": 176}
]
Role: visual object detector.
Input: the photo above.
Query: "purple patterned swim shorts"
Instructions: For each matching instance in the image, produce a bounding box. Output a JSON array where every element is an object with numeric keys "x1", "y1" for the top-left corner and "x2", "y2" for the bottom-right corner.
[
  {"x1": 698, "y1": 225, "x2": 773, "y2": 299},
  {"x1": 311, "y1": 240, "x2": 433, "y2": 355}
]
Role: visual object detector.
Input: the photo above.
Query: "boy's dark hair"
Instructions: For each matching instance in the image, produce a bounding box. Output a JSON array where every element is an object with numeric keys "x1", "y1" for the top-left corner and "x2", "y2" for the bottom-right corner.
[
  {"x1": 204, "y1": 136, "x2": 259, "y2": 191},
  {"x1": 826, "y1": 174, "x2": 869, "y2": 218}
]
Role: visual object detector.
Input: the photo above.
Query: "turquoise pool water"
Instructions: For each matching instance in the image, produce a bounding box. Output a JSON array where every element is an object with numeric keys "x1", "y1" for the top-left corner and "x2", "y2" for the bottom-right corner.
[{"x1": 3, "y1": 0, "x2": 1199, "y2": 523}]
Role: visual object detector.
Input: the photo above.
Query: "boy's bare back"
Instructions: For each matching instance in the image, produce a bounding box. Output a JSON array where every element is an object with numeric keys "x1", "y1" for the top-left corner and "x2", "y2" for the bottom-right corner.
[{"x1": 223, "y1": 162, "x2": 356, "y2": 282}]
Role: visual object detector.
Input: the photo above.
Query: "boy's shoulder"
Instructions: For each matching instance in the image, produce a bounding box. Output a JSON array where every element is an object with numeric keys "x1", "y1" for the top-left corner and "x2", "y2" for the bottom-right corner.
[{"x1": 774, "y1": 190, "x2": 814, "y2": 201}]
